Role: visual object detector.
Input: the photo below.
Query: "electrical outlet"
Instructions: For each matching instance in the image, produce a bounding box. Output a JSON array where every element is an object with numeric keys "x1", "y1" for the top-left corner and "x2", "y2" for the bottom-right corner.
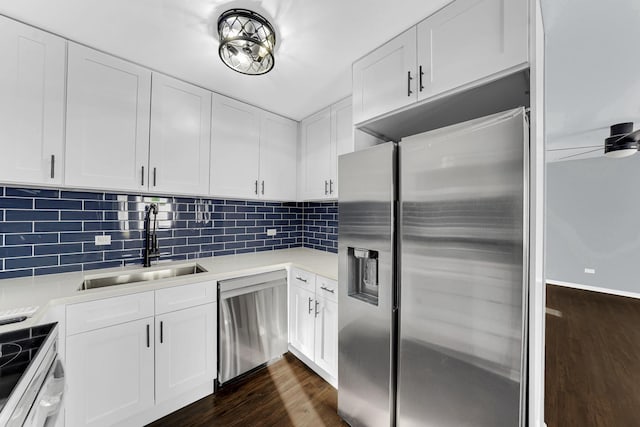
[
  {"x1": 95, "y1": 235, "x2": 111, "y2": 246},
  {"x1": 267, "y1": 228, "x2": 277, "y2": 237},
  {"x1": 584, "y1": 268, "x2": 595, "y2": 274}
]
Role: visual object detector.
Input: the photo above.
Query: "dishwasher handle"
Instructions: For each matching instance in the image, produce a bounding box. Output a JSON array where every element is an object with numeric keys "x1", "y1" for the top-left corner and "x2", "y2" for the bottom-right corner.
[
  {"x1": 220, "y1": 279, "x2": 286, "y2": 300},
  {"x1": 219, "y1": 270, "x2": 287, "y2": 300}
]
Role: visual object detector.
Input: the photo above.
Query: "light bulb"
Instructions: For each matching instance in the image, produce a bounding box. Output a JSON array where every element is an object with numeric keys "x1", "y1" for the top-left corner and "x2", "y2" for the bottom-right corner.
[{"x1": 605, "y1": 149, "x2": 637, "y2": 159}]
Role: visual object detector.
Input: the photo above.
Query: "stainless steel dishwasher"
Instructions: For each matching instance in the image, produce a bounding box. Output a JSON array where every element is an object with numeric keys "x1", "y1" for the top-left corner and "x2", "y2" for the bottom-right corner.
[{"x1": 218, "y1": 269, "x2": 288, "y2": 385}]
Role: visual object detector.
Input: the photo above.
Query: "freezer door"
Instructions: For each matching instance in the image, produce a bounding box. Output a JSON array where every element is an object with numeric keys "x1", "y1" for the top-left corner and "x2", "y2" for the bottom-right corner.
[
  {"x1": 398, "y1": 108, "x2": 528, "y2": 426},
  {"x1": 338, "y1": 142, "x2": 396, "y2": 427}
]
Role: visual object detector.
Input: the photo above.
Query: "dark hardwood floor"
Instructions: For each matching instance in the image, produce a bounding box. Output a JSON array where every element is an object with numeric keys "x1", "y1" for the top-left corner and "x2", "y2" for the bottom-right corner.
[
  {"x1": 545, "y1": 284, "x2": 640, "y2": 427},
  {"x1": 147, "y1": 353, "x2": 347, "y2": 427},
  {"x1": 150, "y1": 284, "x2": 640, "y2": 426}
]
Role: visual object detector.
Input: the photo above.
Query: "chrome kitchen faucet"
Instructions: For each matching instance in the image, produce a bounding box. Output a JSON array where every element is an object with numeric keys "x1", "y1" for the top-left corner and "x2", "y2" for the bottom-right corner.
[{"x1": 143, "y1": 203, "x2": 160, "y2": 267}]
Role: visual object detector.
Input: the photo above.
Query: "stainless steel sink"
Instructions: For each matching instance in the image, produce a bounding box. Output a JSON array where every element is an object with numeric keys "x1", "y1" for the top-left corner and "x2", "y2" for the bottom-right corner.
[{"x1": 80, "y1": 264, "x2": 207, "y2": 290}]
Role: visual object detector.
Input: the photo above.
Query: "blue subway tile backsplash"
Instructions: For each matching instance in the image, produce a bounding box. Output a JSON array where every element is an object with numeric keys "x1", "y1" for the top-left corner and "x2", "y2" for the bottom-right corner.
[
  {"x1": 302, "y1": 201, "x2": 338, "y2": 253},
  {"x1": 0, "y1": 187, "x2": 338, "y2": 278}
]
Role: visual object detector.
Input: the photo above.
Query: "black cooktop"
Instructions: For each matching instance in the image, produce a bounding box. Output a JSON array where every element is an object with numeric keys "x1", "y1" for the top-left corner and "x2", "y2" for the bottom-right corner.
[{"x1": 0, "y1": 323, "x2": 56, "y2": 412}]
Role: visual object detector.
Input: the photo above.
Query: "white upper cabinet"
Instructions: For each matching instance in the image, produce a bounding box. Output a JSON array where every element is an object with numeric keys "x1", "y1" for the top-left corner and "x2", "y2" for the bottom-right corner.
[
  {"x1": 352, "y1": 0, "x2": 528, "y2": 124},
  {"x1": 417, "y1": 0, "x2": 528, "y2": 101},
  {"x1": 330, "y1": 97, "x2": 354, "y2": 199},
  {"x1": 0, "y1": 16, "x2": 65, "y2": 186},
  {"x1": 65, "y1": 43, "x2": 151, "y2": 192},
  {"x1": 352, "y1": 27, "x2": 417, "y2": 124},
  {"x1": 210, "y1": 93, "x2": 261, "y2": 199},
  {"x1": 259, "y1": 111, "x2": 297, "y2": 201},
  {"x1": 149, "y1": 74, "x2": 211, "y2": 195},
  {"x1": 211, "y1": 93, "x2": 297, "y2": 201},
  {"x1": 299, "y1": 97, "x2": 354, "y2": 201},
  {"x1": 299, "y1": 107, "x2": 332, "y2": 200}
]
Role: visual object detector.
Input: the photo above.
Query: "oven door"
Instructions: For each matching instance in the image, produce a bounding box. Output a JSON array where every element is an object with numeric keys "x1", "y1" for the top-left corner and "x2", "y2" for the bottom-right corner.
[{"x1": 22, "y1": 359, "x2": 65, "y2": 427}]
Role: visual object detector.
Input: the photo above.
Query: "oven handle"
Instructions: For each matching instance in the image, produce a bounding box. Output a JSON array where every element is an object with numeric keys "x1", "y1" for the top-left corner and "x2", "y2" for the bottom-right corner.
[{"x1": 25, "y1": 359, "x2": 66, "y2": 427}]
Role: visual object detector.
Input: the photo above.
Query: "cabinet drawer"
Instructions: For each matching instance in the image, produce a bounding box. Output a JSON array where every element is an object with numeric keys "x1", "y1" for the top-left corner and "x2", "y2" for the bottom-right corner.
[
  {"x1": 316, "y1": 276, "x2": 338, "y2": 303},
  {"x1": 155, "y1": 281, "x2": 216, "y2": 314},
  {"x1": 290, "y1": 268, "x2": 316, "y2": 291},
  {"x1": 67, "y1": 291, "x2": 154, "y2": 335}
]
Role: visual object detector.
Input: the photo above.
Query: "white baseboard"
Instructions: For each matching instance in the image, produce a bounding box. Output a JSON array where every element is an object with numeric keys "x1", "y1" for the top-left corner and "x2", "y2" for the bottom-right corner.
[{"x1": 546, "y1": 279, "x2": 640, "y2": 300}]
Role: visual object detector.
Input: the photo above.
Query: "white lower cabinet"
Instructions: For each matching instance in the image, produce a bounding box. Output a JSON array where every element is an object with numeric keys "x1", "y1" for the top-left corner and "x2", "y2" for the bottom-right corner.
[
  {"x1": 289, "y1": 284, "x2": 316, "y2": 360},
  {"x1": 288, "y1": 268, "x2": 338, "y2": 384},
  {"x1": 66, "y1": 317, "x2": 155, "y2": 427},
  {"x1": 314, "y1": 296, "x2": 338, "y2": 376},
  {"x1": 65, "y1": 282, "x2": 217, "y2": 427},
  {"x1": 155, "y1": 303, "x2": 217, "y2": 403}
]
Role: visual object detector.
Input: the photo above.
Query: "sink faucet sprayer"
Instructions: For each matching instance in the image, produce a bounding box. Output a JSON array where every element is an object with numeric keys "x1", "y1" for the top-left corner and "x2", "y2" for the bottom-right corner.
[{"x1": 143, "y1": 203, "x2": 160, "y2": 267}]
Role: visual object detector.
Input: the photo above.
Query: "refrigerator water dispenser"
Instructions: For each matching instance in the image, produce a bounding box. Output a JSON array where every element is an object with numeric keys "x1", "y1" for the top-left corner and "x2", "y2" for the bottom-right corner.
[{"x1": 347, "y1": 247, "x2": 379, "y2": 305}]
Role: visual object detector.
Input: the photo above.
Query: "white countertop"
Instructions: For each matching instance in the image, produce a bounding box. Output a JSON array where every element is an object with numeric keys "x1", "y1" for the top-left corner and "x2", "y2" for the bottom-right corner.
[{"x1": 0, "y1": 248, "x2": 337, "y2": 333}]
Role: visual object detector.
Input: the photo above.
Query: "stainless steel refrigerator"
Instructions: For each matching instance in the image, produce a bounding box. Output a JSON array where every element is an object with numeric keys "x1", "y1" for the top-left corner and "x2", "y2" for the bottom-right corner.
[{"x1": 338, "y1": 108, "x2": 528, "y2": 427}]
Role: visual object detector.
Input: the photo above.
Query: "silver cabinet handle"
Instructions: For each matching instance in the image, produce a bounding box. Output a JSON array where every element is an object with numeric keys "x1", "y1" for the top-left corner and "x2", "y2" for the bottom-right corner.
[
  {"x1": 325, "y1": 180, "x2": 328, "y2": 195},
  {"x1": 408, "y1": 71, "x2": 413, "y2": 96},
  {"x1": 261, "y1": 180, "x2": 265, "y2": 195},
  {"x1": 296, "y1": 275, "x2": 307, "y2": 283},
  {"x1": 50, "y1": 155, "x2": 55, "y2": 179},
  {"x1": 329, "y1": 180, "x2": 334, "y2": 194},
  {"x1": 320, "y1": 286, "x2": 335, "y2": 294},
  {"x1": 315, "y1": 300, "x2": 319, "y2": 317},
  {"x1": 141, "y1": 166, "x2": 145, "y2": 186},
  {"x1": 255, "y1": 180, "x2": 258, "y2": 195},
  {"x1": 160, "y1": 320, "x2": 164, "y2": 344},
  {"x1": 146, "y1": 324, "x2": 150, "y2": 348},
  {"x1": 153, "y1": 167, "x2": 157, "y2": 186},
  {"x1": 308, "y1": 297, "x2": 313, "y2": 314}
]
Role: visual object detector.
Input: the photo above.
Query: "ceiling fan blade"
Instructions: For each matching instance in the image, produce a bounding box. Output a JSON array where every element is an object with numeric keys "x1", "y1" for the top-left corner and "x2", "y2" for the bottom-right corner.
[
  {"x1": 615, "y1": 128, "x2": 640, "y2": 142},
  {"x1": 558, "y1": 147, "x2": 602, "y2": 161}
]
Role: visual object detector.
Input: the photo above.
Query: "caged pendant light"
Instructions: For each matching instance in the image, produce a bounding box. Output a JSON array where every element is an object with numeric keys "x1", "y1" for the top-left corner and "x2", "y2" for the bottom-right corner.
[{"x1": 217, "y1": 9, "x2": 276, "y2": 75}]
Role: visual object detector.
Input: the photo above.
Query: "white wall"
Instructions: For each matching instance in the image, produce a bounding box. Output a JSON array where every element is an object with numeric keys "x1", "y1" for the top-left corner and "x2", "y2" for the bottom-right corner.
[
  {"x1": 542, "y1": 0, "x2": 640, "y2": 295},
  {"x1": 546, "y1": 156, "x2": 640, "y2": 295}
]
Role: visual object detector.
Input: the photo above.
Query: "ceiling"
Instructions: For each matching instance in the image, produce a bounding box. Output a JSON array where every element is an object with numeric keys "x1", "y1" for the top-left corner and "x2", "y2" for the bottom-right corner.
[
  {"x1": 0, "y1": 0, "x2": 452, "y2": 121},
  {"x1": 542, "y1": 0, "x2": 640, "y2": 160}
]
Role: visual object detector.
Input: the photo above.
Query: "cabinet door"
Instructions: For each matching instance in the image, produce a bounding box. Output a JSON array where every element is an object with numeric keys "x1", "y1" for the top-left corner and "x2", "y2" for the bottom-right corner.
[
  {"x1": 289, "y1": 285, "x2": 316, "y2": 360},
  {"x1": 210, "y1": 94, "x2": 260, "y2": 199},
  {"x1": 156, "y1": 303, "x2": 217, "y2": 403},
  {"x1": 149, "y1": 74, "x2": 211, "y2": 195},
  {"x1": 417, "y1": 0, "x2": 528, "y2": 101},
  {"x1": 314, "y1": 296, "x2": 338, "y2": 379},
  {"x1": 352, "y1": 27, "x2": 417, "y2": 124},
  {"x1": 259, "y1": 111, "x2": 297, "y2": 201},
  {"x1": 65, "y1": 43, "x2": 151, "y2": 192},
  {"x1": 66, "y1": 318, "x2": 154, "y2": 427},
  {"x1": 0, "y1": 17, "x2": 65, "y2": 185},
  {"x1": 330, "y1": 97, "x2": 353, "y2": 199},
  {"x1": 299, "y1": 108, "x2": 332, "y2": 200}
]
